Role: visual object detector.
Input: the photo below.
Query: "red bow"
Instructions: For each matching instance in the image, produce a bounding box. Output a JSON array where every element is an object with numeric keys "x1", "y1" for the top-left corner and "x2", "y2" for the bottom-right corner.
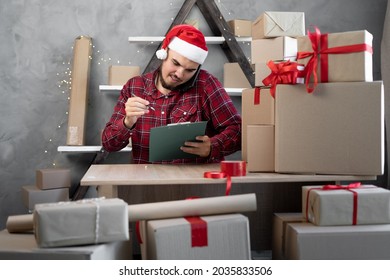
[
  {"x1": 322, "y1": 182, "x2": 361, "y2": 190},
  {"x1": 262, "y1": 60, "x2": 305, "y2": 97}
]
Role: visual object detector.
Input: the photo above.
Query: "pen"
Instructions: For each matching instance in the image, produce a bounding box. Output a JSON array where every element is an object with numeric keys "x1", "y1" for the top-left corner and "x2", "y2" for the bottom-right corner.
[{"x1": 131, "y1": 93, "x2": 155, "y2": 111}]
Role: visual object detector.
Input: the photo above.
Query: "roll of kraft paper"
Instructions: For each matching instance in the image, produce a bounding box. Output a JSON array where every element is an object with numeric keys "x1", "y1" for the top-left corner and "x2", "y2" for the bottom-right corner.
[
  {"x1": 6, "y1": 193, "x2": 257, "y2": 233},
  {"x1": 127, "y1": 193, "x2": 256, "y2": 222},
  {"x1": 6, "y1": 214, "x2": 34, "y2": 233}
]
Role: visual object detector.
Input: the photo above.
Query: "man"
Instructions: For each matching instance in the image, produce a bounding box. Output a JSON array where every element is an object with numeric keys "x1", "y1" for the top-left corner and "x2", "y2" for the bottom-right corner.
[{"x1": 102, "y1": 24, "x2": 241, "y2": 164}]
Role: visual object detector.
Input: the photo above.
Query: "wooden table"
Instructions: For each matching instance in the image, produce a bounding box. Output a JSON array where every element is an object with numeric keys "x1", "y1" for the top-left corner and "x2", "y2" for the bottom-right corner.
[
  {"x1": 80, "y1": 163, "x2": 376, "y2": 198},
  {"x1": 80, "y1": 163, "x2": 376, "y2": 252}
]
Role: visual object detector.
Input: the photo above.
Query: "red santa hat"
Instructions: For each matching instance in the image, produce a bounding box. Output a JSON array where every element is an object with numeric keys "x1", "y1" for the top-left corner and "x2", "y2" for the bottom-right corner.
[{"x1": 156, "y1": 24, "x2": 208, "y2": 64}]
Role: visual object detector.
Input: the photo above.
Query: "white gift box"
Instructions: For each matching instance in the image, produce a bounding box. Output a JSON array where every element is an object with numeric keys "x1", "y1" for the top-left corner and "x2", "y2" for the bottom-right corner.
[
  {"x1": 139, "y1": 214, "x2": 251, "y2": 260},
  {"x1": 33, "y1": 198, "x2": 129, "y2": 248},
  {"x1": 302, "y1": 184, "x2": 390, "y2": 226}
]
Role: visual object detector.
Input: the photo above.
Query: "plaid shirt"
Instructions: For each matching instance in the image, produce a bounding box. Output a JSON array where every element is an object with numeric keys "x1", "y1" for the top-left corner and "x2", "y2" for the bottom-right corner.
[{"x1": 102, "y1": 68, "x2": 242, "y2": 164}]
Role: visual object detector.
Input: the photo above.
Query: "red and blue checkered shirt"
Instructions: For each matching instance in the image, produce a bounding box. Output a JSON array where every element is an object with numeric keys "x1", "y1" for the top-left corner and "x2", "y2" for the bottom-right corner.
[{"x1": 102, "y1": 68, "x2": 242, "y2": 164}]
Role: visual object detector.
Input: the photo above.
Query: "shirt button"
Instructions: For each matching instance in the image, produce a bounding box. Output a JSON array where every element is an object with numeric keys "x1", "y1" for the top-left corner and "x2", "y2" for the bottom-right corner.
[
  {"x1": 162, "y1": 111, "x2": 165, "y2": 115},
  {"x1": 165, "y1": 96, "x2": 168, "y2": 99},
  {"x1": 183, "y1": 112, "x2": 187, "y2": 115}
]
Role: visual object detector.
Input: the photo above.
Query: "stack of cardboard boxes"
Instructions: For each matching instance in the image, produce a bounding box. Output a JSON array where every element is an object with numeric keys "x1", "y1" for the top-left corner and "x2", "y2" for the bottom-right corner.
[
  {"x1": 242, "y1": 11, "x2": 383, "y2": 176},
  {"x1": 223, "y1": 19, "x2": 253, "y2": 90},
  {"x1": 22, "y1": 169, "x2": 71, "y2": 212},
  {"x1": 273, "y1": 183, "x2": 390, "y2": 260},
  {"x1": 243, "y1": 12, "x2": 387, "y2": 259},
  {"x1": 242, "y1": 11, "x2": 305, "y2": 172}
]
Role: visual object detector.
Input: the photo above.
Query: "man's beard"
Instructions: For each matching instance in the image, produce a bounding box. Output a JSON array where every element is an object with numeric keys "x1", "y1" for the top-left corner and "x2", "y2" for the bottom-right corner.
[{"x1": 157, "y1": 68, "x2": 179, "y2": 91}]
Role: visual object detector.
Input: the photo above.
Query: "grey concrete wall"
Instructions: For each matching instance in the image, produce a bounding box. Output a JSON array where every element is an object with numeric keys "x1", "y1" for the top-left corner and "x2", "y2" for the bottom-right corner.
[{"x1": 0, "y1": 0, "x2": 388, "y2": 229}]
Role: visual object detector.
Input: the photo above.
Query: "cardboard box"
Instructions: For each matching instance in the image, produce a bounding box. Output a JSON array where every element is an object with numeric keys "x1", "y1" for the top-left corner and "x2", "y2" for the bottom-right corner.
[
  {"x1": 241, "y1": 88, "x2": 274, "y2": 161},
  {"x1": 272, "y1": 213, "x2": 304, "y2": 260},
  {"x1": 0, "y1": 230, "x2": 132, "y2": 260},
  {"x1": 275, "y1": 82, "x2": 384, "y2": 175},
  {"x1": 33, "y1": 198, "x2": 129, "y2": 248},
  {"x1": 228, "y1": 19, "x2": 252, "y2": 37},
  {"x1": 252, "y1": 11, "x2": 305, "y2": 39},
  {"x1": 273, "y1": 213, "x2": 390, "y2": 260},
  {"x1": 66, "y1": 36, "x2": 92, "y2": 145},
  {"x1": 139, "y1": 214, "x2": 251, "y2": 260},
  {"x1": 108, "y1": 65, "x2": 141, "y2": 85},
  {"x1": 22, "y1": 185, "x2": 69, "y2": 210},
  {"x1": 223, "y1": 63, "x2": 252, "y2": 88},
  {"x1": 36, "y1": 168, "x2": 71, "y2": 190},
  {"x1": 297, "y1": 30, "x2": 373, "y2": 84},
  {"x1": 247, "y1": 125, "x2": 274, "y2": 172},
  {"x1": 302, "y1": 184, "x2": 390, "y2": 226},
  {"x1": 255, "y1": 62, "x2": 272, "y2": 87},
  {"x1": 251, "y1": 37, "x2": 297, "y2": 64}
]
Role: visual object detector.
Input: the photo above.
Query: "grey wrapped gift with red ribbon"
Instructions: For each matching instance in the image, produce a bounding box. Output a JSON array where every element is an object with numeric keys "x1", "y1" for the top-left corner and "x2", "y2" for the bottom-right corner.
[{"x1": 302, "y1": 183, "x2": 390, "y2": 226}]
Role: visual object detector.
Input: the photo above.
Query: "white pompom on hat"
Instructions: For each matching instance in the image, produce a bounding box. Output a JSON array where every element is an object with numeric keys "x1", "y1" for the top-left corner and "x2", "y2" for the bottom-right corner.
[{"x1": 155, "y1": 24, "x2": 208, "y2": 64}]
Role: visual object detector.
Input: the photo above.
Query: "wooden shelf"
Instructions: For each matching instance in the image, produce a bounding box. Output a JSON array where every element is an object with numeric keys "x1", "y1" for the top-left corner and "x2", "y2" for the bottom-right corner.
[
  {"x1": 57, "y1": 146, "x2": 132, "y2": 153},
  {"x1": 128, "y1": 36, "x2": 251, "y2": 44},
  {"x1": 99, "y1": 85, "x2": 122, "y2": 94},
  {"x1": 99, "y1": 85, "x2": 244, "y2": 96}
]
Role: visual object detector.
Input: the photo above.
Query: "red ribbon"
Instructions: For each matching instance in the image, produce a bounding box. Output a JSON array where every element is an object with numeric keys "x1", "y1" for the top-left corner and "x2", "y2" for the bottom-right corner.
[
  {"x1": 253, "y1": 86, "x2": 272, "y2": 105},
  {"x1": 297, "y1": 27, "x2": 373, "y2": 93},
  {"x1": 204, "y1": 161, "x2": 246, "y2": 196},
  {"x1": 305, "y1": 182, "x2": 362, "y2": 225},
  {"x1": 254, "y1": 87, "x2": 261, "y2": 105},
  {"x1": 135, "y1": 221, "x2": 143, "y2": 244},
  {"x1": 184, "y1": 216, "x2": 208, "y2": 247},
  {"x1": 262, "y1": 60, "x2": 305, "y2": 98}
]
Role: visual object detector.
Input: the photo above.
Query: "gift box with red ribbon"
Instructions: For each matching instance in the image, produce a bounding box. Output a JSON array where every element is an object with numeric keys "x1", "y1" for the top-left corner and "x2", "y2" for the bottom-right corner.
[
  {"x1": 302, "y1": 183, "x2": 390, "y2": 226},
  {"x1": 297, "y1": 28, "x2": 373, "y2": 93},
  {"x1": 138, "y1": 214, "x2": 251, "y2": 260}
]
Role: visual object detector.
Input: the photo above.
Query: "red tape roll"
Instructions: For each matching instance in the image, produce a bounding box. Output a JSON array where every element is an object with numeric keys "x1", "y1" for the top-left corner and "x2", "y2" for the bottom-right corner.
[
  {"x1": 204, "y1": 161, "x2": 246, "y2": 196},
  {"x1": 220, "y1": 161, "x2": 247, "y2": 177}
]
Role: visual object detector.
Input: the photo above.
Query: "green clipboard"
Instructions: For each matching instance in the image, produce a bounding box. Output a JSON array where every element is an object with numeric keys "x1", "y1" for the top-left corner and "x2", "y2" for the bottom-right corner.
[{"x1": 149, "y1": 121, "x2": 208, "y2": 162}]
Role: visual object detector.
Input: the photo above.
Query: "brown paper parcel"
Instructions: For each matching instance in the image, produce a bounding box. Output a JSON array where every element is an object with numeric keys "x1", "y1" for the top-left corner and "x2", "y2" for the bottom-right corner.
[{"x1": 33, "y1": 198, "x2": 129, "y2": 248}]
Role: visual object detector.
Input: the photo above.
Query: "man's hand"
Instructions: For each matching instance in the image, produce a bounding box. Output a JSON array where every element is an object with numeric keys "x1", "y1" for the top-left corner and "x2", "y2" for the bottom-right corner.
[
  {"x1": 123, "y1": 96, "x2": 151, "y2": 129},
  {"x1": 181, "y1": 135, "x2": 211, "y2": 158}
]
